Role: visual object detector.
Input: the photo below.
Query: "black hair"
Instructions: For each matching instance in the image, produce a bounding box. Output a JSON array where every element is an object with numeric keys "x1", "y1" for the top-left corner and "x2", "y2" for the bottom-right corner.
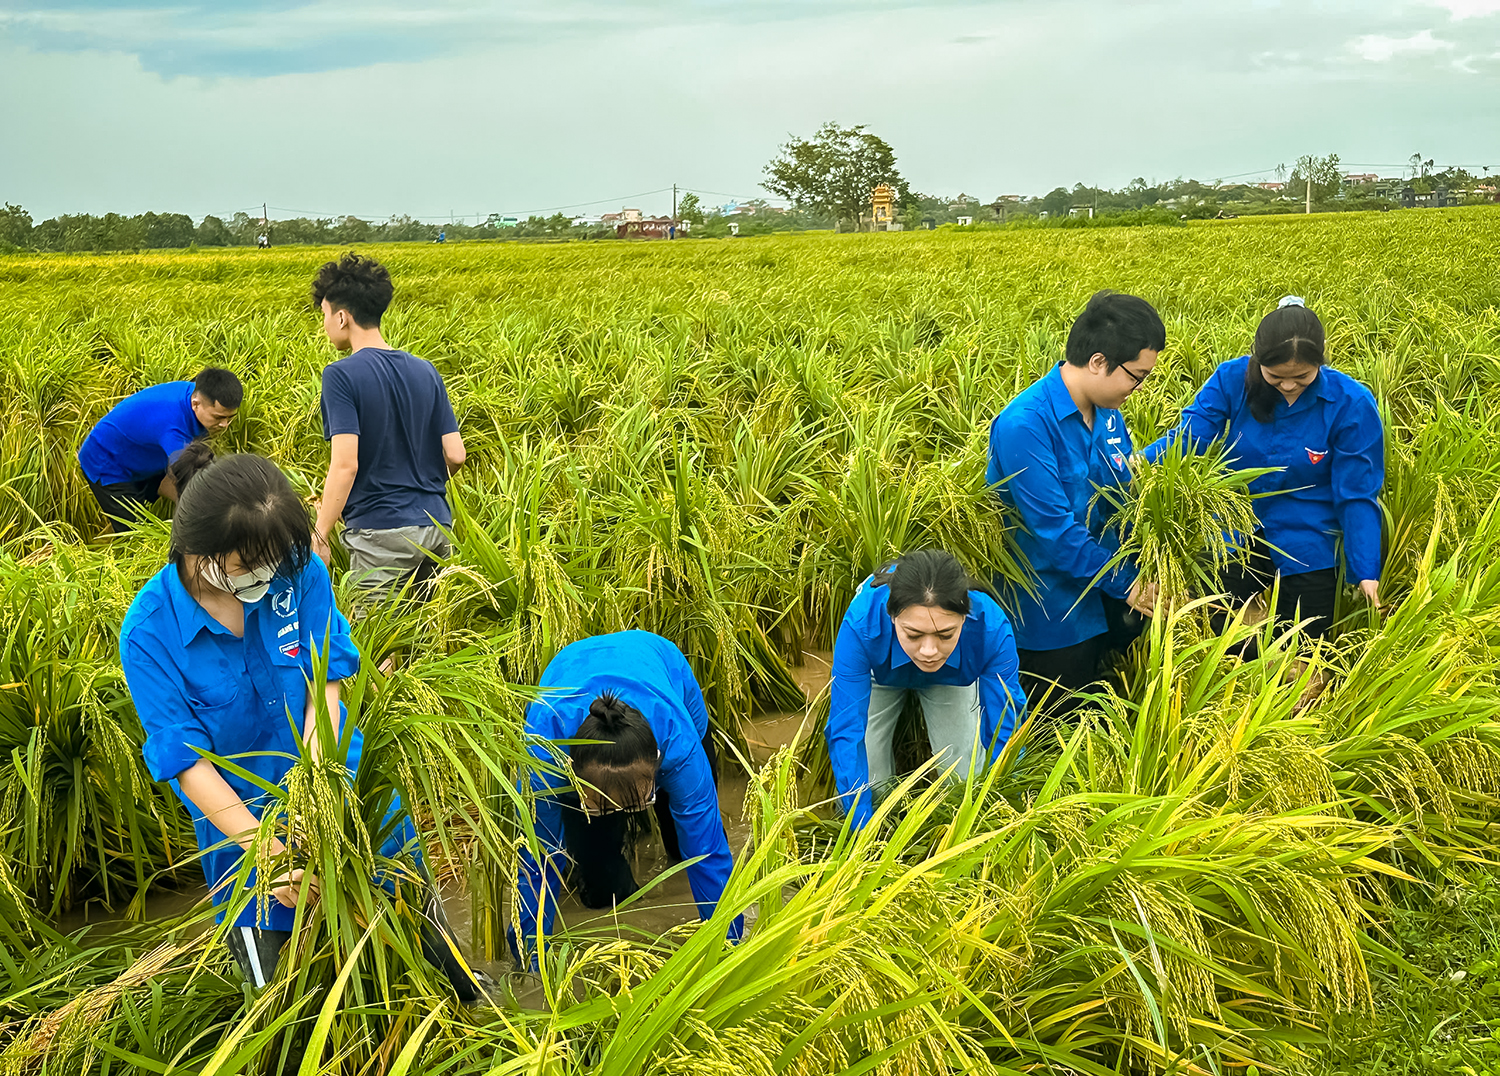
[
  {"x1": 169, "y1": 454, "x2": 311, "y2": 579},
  {"x1": 1064, "y1": 290, "x2": 1167, "y2": 372},
  {"x1": 871, "y1": 548, "x2": 990, "y2": 618},
  {"x1": 167, "y1": 439, "x2": 216, "y2": 497},
  {"x1": 311, "y1": 252, "x2": 394, "y2": 329},
  {"x1": 193, "y1": 367, "x2": 243, "y2": 409},
  {"x1": 1246, "y1": 302, "x2": 1326, "y2": 423},
  {"x1": 570, "y1": 691, "x2": 659, "y2": 810}
]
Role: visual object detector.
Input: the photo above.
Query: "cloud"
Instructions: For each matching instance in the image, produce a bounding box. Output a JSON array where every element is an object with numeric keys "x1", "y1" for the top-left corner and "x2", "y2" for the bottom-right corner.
[
  {"x1": 1427, "y1": 0, "x2": 1500, "y2": 17},
  {"x1": 1347, "y1": 28, "x2": 1454, "y2": 61},
  {"x1": 0, "y1": 0, "x2": 933, "y2": 77}
]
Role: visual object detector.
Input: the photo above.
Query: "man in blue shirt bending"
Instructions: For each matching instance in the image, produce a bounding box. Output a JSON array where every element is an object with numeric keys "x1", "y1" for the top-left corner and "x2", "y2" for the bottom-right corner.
[
  {"x1": 77, "y1": 367, "x2": 241, "y2": 532},
  {"x1": 311, "y1": 254, "x2": 466, "y2": 596},
  {"x1": 987, "y1": 291, "x2": 1164, "y2": 712}
]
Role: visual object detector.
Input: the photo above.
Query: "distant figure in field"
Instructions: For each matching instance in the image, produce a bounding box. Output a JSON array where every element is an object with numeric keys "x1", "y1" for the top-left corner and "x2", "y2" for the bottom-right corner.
[
  {"x1": 77, "y1": 368, "x2": 242, "y2": 533},
  {"x1": 436, "y1": 229, "x2": 446, "y2": 244},
  {"x1": 311, "y1": 253, "x2": 466, "y2": 597},
  {"x1": 1143, "y1": 297, "x2": 1384, "y2": 646},
  {"x1": 826, "y1": 550, "x2": 1026, "y2": 830},
  {"x1": 987, "y1": 291, "x2": 1164, "y2": 712}
]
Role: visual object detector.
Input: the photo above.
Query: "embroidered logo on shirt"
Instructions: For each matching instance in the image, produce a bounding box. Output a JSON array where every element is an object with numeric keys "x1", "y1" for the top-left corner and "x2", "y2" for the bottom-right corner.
[
  {"x1": 279, "y1": 639, "x2": 302, "y2": 659},
  {"x1": 1106, "y1": 415, "x2": 1116, "y2": 432},
  {"x1": 1111, "y1": 451, "x2": 1127, "y2": 469},
  {"x1": 1306, "y1": 447, "x2": 1328, "y2": 464},
  {"x1": 271, "y1": 588, "x2": 295, "y2": 618}
]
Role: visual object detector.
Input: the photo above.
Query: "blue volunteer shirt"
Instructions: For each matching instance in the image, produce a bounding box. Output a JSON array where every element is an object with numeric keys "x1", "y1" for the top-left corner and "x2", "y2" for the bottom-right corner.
[
  {"x1": 987, "y1": 363, "x2": 1138, "y2": 651},
  {"x1": 828, "y1": 576, "x2": 1027, "y2": 830},
  {"x1": 120, "y1": 554, "x2": 409, "y2": 929},
  {"x1": 513, "y1": 632, "x2": 740, "y2": 956},
  {"x1": 320, "y1": 348, "x2": 460, "y2": 531},
  {"x1": 78, "y1": 381, "x2": 204, "y2": 486},
  {"x1": 1142, "y1": 355, "x2": 1385, "y2": 582}
]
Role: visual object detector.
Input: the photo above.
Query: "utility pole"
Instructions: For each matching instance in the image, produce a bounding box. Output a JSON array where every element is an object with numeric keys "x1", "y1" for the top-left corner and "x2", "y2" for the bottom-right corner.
[
  {"x1": 672, "y1": 184, "x2": 678, "y2": 220},
  {"x1": 1306, "y1": 173, "x2": 1312, "y2": 215}
]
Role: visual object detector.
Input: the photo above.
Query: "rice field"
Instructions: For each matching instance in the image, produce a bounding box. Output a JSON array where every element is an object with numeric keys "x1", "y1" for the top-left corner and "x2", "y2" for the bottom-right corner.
[{"x1": 2, "y1": 208, "x2": 1500, "y2": 1074}]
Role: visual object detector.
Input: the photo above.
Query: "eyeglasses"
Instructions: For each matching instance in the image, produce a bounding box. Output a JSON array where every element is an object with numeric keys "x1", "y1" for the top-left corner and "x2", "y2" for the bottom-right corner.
[{"x1": 1119, "y1": 364, "x2": 1150, "y2": 388}]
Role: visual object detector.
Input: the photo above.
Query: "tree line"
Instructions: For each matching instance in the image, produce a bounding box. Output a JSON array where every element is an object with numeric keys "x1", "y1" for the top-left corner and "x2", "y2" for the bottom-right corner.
[{"x1": 3, "y1": 135, "x2": 1494, "y2": 254}]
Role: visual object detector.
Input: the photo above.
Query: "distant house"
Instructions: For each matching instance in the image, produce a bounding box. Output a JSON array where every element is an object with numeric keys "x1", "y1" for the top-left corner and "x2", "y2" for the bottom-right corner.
[
  {"x1": 571, "y1": 215, "x2": 605, "y2": 228},
  {"x1": 617, "y1": 216, "x2": 675, "y2": 239},
  {"x1": 1343, "y1": 173, "x2": 1380, "y2": 187},
  {"x1": 956, "y1": 215, "x2": 973, "y2": 226},
  {"x1": 1257, "y1": 182, "x2": 1286, "y2": 192}
]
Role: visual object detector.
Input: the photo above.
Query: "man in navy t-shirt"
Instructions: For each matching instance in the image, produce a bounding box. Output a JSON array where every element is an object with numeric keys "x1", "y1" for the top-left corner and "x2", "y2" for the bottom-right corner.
[
  {"x1": 311, "y1": 253, "x2": 466, "y2": 596},
  {"x1": 77, "y1": 368, "x2": 242, "y2": 532}
]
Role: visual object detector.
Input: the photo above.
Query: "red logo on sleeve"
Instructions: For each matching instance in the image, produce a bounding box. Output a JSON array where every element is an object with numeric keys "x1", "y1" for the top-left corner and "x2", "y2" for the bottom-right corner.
[
  {"x1": 279, "y1": 640, "x2": 302, "y2": 658},
  {"x1": 1306, "y1": 448, "x2": 1327, "y2": 464}
]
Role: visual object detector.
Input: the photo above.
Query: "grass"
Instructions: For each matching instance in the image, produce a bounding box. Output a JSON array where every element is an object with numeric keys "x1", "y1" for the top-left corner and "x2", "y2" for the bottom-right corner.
[{"x1": 1, "y1": 208, "x2": 1500, "y2": 1072}]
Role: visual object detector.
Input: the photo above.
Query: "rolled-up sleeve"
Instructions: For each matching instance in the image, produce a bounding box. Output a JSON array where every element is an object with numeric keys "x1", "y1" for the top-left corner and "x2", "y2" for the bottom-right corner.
[{"x1": 123, "y1": 636, "x2": 214, "y2": 782}]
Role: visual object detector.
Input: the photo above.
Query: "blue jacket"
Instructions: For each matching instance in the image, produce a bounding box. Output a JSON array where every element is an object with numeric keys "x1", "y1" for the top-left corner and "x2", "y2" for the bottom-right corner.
[
  {"x1": 1142, "y1": 356, "x2": 1384, "y2": 582},
  {"x1": 120, "y1": 554, "x2": 410, "y2": 929},
  {"x1": 987, "y1": 363, "x2": 1138, "y2": 651},
  {"x1": 828, "y1": 575, "x2": 1026, "y2": 829},
  {"x1": 514, "y1": 632, "x2": 739, "y2": 952},
  {"x1": 79, "y1": 381, "x2": 205, "y2": 486}
]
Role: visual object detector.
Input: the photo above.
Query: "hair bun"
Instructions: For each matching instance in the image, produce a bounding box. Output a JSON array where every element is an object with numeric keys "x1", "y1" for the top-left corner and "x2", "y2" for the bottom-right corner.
[{"x1": 588, "y1": 691, "x2": 628, "y2": 732}]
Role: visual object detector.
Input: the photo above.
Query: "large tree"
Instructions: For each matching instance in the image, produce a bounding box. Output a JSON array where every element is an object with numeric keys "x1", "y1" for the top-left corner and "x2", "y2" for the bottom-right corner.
[
  {"x1": 1290, "y1": 153, "x2": 1342, "y2": 204},
  {"x1": 763, "y1": 122, "x2": 909, "y2": 228}
]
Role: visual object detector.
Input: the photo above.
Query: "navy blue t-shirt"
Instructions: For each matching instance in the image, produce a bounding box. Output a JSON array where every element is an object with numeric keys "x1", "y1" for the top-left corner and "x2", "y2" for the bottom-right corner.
[{"x1": 319, "y1": 348, "x2": 459, "y2": 530}]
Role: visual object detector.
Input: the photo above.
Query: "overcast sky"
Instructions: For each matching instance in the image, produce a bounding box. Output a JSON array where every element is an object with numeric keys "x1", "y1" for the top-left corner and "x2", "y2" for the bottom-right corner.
[{"x1": 1, "y1": 0, "x2": 1496, "y2": 222}]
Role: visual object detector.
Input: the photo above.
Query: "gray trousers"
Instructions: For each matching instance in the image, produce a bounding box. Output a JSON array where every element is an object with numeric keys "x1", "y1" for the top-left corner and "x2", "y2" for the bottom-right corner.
[
  {"x1": 865, "y1": 681, "x2": 983, "y2": 791},
  {"x1": 343, "y1": 525, "x2": 451, "y2": 595}
]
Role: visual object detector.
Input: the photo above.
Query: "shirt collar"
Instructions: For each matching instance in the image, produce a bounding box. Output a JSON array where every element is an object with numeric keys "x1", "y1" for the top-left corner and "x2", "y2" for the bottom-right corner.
[
  {"x1": 1310, "y1": 367, "x2": 1335, "y2": 403},
  {"x1": 1043, "y1": 362, "x2": 1083, "y2": 423},
  {"x1": 165, "y1": 563, "x2": 236, "y2": 646}
]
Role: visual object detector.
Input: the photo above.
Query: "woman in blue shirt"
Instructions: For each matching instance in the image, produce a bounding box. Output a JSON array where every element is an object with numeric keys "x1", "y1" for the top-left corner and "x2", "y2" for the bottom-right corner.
[
  {"x1": 511, "y1": 631, "x2": 741, "y2": 968},
  {"x1": 120, "y1": 454, "x2": 480, "y2": 999},
  {"x1": 1143, "y1": 298, "x2": 1384, "y2": 642},
  {"x1": 827, "y1": 549, "x2": 1027, "y2": 830}
]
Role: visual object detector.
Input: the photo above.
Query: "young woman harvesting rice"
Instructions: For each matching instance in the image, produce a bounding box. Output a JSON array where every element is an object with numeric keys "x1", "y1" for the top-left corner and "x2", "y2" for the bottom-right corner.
[
  {"x1": 826, "y1": 549, "x2": 1027, "y2": 831},
  {"x1": 118, "y1": 453, "x2": 480, "y2": 998},
  {"x1": 1143, "y1": 297, "x2": 1385, "y2": 642},
  {"x1": 511, "y1": 631, "x2": 741, "y2": 969}
]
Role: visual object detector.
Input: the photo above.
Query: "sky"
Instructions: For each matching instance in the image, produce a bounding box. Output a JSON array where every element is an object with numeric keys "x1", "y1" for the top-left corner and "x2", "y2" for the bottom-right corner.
[{"x1": 1, "y1": 0, "x2": 1497, "y2": 223}]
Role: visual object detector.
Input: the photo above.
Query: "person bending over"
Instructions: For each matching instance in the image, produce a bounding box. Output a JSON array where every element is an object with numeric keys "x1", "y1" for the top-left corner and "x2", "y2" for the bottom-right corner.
[
  {"x1": 827, "y1": 549, "x2": 1026, "y2": 831},
  {"x1": 511, "y1": 631, "x2": 741, "y2": 969},
  {"x1": 119, "y1": 453, "x2": 480, "y2": 999},
  {"x1": 1142, "y1": 297, "x2": 1383, "y2": 646},
  {"x1": 987, "y1": 291, "x2": 1163, "y2": 713},
  {"x1": 78, "y1": 367, "x2": 241, "y2": 532},
  {"x1": 311, "y1": 253, "x2": 466, "y2": 598}
]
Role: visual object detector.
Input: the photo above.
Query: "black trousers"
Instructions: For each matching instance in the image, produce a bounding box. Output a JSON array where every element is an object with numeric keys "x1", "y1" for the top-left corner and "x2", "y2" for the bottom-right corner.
[
  {"x1": 223, "y1": 877, "x2": 485, "y2": 1003},
  {"x1": 1016, "y1": 595, "x2": 1145, "y2": 716},
  {"x1": 87, "y1": 471, "x2": 164, "y2": 533},
  {"x1": 1215, "y1": 537, "x2": 1338, "y2": 651},
  {"x1": 559, "y1": 734, "x2": 718, "y2": 910}
]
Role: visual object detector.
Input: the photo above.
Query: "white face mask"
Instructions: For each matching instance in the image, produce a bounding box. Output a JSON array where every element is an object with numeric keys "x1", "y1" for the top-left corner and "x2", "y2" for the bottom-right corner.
[{"x1": 202, "y1": 560, "x2": 278, "y2": 604}]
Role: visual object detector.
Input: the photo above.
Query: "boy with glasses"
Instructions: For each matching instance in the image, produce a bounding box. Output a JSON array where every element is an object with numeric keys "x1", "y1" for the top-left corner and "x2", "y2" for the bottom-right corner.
[{"x1": 987, "y1": 290, "x2": 1165, "y2": 712}]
